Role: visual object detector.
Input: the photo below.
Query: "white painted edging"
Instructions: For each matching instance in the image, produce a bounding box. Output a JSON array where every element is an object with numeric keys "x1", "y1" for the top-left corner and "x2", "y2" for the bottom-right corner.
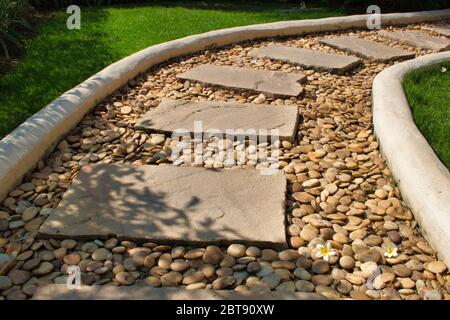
[
  {"x1": 0, "y1": 9, "x2": 449, "y2": 201},
  {"x1": 372, "y1": 52, "x2": 450, "y2": 266}
]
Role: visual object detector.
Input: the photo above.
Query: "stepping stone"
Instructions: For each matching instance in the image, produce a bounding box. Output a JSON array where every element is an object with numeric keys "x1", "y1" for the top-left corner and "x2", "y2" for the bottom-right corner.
[
  {"x1": 38, "y1": 164, "x2": 287, "y2": 248},
  {"x1": 32, "y1": 285, "x2": 326, "y2": 300},
  {"x1": 320, "y1": 36, "x2": 415, "y2": 62},
  {"x1": 177, "y1": 64, "x2": 306, "y2": 97},
  {"x1": 249, "y1": 45, "x2": 361, "y2": 74},
  {"x1": 379, "y1": 30, "x2": 450, "y2": 51},
  {"x1": 135, "y1": 99, "x2": 299, "y2": 141},
  {"x1": 425, "y1": 25, "x2": 450, "y2": 38}
]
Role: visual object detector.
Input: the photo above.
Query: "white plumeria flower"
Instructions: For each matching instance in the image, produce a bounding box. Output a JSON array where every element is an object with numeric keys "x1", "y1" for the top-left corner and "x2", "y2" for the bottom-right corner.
[
  {"x1": 315, "y1": 242, "x2": 336, "y2": 262},
  {"x1": 384, "y1": 245, "x2": 398, "y2": 258},
  {"x1": 441, "y1": 66, "x2": 447, "y2": 73}
]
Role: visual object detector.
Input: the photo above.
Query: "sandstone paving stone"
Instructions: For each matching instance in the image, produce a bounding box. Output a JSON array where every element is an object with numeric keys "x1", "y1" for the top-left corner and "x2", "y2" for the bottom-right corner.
[
  {"x1": 32, "y1": 284, "x2": 326, "y2": 300},
  {"x1": 425, "y1": 25, "x2": 450, "y2": 37},
  {"x1": 135, "y1": 99, "x2": 299, "y2": 141},
  {"x1": 38, "y1": 164, "x2": 287, "y2": 248},
  {"x1": 177, "y1": 64, "x2": 306, "y2": 97},
  {"x1": 249, "y1": 45, "x2": 361, "y2": 74},
  {"x1": 320, "y1": 36, "x2": 415, "y2": 62},
  {"x1": 379, "y1": 30, "x2": 450, "y2": 51}
]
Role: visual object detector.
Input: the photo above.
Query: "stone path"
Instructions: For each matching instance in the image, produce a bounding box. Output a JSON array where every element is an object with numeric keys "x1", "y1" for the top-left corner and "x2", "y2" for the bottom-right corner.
[
  {"x1": 320, "y1": 36, "x2": 415, "y2": 62},
  {"x1": 177, "y1": 64, "x2": 306, "y2": 97},
  {"x1": 32, "y1": 284, "x2": 325, "y2": 300},
  {"x1": 1, "y1": 22, "x2": 450, "y2": 301},
  {"x1": 379, "y1": 30, "x2": 450, "y2": 51},
  {"x1": 39, "y1": 164, "x2": 288, "y2": 248},
  {"x1": 135, "y1": 99, "x2": 299, "y2": 141},
  {"x1": 249, "y1": 45, "x2": 361, "y2": 74}
]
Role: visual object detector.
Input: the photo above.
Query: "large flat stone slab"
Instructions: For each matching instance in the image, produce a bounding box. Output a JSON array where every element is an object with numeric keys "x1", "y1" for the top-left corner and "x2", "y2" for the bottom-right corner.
[
  {"x1": 320, "y1": 36, "x2": 415, "y2": 62},
  {"x1": 379, "y1": 30, "x2": 450, "y2": 51},
  {"x1": 39, "y1": 164, "x2": 287, "y2": 248},
  {"x1": 425, "y1": 25, "x2": 450, "y2": 37},
  {"x1": 135, "y1": 99, "x2": 299, "y2": 141},
  {"x1": 249, "y1": 45, "x2": 361, "y2": 74},
  {"x1": 32, "y1": 285, "x2": 326, "y2": 300},
  {"x1": 177, "y1": 64, "x2": 306, "y2": 97}
]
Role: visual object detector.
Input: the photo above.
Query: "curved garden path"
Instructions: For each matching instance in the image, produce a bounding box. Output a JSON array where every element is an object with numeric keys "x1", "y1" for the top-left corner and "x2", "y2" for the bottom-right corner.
[{"x1": 1, "y1": 21, "x2": 449, "y2": 300}]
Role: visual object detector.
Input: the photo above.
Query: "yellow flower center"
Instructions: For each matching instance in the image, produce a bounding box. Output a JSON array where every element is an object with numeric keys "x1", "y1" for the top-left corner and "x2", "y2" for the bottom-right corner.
[
  {"x1": 386, "y1": 248, "x2": 394, "y2": 254},
  {"x1": 320, "y1": 247, "x2": 330, "y2": 256}
]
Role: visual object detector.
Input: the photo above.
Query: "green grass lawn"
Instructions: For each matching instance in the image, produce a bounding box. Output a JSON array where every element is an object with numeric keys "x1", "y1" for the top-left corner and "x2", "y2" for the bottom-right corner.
[
  {"x1": 0, "y1": 1, "x2": 343, "y2": 138},
  {"x1": 404, "y1": 63, "x2": 450, "y2": 169}
]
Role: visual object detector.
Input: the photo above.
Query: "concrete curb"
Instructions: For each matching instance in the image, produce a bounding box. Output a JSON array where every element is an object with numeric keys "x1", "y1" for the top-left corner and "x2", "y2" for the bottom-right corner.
[
  {"x1": 372, "y1": 52, "x2": 450, "y2": 266},
  {"x1": 0, "y1": 9, "x2": 449, "y2": 201}
]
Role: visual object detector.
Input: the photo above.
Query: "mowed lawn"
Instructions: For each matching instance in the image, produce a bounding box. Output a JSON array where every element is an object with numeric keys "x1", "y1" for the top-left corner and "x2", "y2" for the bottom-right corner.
[
  {"x1": 404, "y1": 63, "x2": 450, "y2": 169},
  {"x1": 0, "y1": 1, "x2": 343, "y2": 138}
]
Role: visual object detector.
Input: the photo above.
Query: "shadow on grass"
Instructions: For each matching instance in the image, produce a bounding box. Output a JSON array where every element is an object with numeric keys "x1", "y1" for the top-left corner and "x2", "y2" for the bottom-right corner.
[
  {"x1": 0, "y1": 9, "x2": 114, "y2": 138},
  {"x1": 111, "y1": 0, "x2": 328, "y2": 12},
  {"x1": 110, "y1": 0, "x2": 343, "y2": 20}
]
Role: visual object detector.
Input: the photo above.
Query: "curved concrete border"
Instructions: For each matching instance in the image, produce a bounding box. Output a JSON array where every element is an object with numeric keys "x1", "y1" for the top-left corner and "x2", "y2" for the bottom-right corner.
[
  {"x1": 372, "y1": 52, "x2": 450, "y2": 266},
  {"x1": 0, "y1": 9, "x2": 449, "y2": 201}
]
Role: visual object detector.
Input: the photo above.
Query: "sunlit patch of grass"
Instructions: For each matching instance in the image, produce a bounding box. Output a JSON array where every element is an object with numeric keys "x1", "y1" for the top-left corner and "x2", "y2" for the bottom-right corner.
[{"x1": 404, "y1": 62, "x2": 450, "y2": 169}]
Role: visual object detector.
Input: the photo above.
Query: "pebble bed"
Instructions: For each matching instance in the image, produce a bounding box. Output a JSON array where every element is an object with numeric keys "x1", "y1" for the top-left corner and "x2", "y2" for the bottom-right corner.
[{"x1": 0, "y1": 22, "x2": 449, "y2": 300}]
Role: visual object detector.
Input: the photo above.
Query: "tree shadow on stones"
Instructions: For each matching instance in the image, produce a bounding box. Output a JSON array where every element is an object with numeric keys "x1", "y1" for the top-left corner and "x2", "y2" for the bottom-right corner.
[{"x1": 37, "y1": 163, "x2": 253, "y2": 248}]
